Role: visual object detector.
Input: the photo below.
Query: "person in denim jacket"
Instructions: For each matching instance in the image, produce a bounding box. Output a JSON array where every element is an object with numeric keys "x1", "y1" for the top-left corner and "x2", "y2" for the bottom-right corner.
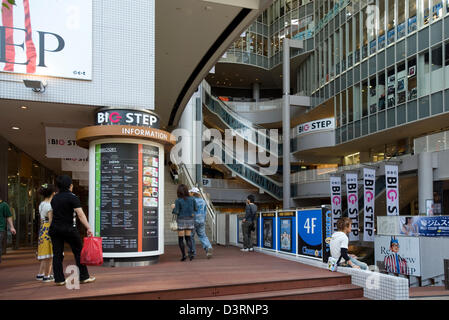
[
  {"x1": 190, "y1": 188, "x2": 213, "y2": 259},
  {"x1": 173, "y1": 184, "x2": 197, "y2": 261}
]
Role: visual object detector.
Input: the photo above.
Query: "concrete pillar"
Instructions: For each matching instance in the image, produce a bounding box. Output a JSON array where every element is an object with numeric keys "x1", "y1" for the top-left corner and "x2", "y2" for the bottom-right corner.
[
  {"x1": 282, "y1": 39, "x2": 291, "y2": 209},
  {"x1": 418, "y1": 152, "x2": 433, "y2": 215},
  {"x1": 252, "y1": 82, "x2": 260, "y2": 102}
]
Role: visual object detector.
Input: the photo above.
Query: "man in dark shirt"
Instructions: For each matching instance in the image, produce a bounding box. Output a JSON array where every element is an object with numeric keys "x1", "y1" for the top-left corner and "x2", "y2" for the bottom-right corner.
[
  {"x1": 241, "y1": 195, "x2": 257, "y2": 252},
  {"x1": 49, "y1": 175, "x2": 95, "y2": 285},
  {"x1": 0, "y1": 188, "x2": 16, "y2": 264}
]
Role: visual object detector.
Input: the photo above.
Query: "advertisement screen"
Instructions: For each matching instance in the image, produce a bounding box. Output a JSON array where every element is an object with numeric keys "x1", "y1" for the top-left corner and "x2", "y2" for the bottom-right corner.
[
  {"x1": 95, "y1": 143, "x2": 159, "y2": 253},
  {"x1": 279, "y1": 218, "x2": 292, "y2": 252},
  {"x1": 297, "y1": 209, "x2": 323, "y2": 258},
  {"x1": 263, "y1": 217, "x2": 274, "y2": 249}
]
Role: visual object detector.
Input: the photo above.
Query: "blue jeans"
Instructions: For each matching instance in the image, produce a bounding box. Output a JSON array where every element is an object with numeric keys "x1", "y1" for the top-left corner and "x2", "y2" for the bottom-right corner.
[
  {"x1": 191, "y1": 218, "x2": 212, "y2": 255},
  {"x1": 346, "y1": 257, "x2": 368, "y2": 270}
]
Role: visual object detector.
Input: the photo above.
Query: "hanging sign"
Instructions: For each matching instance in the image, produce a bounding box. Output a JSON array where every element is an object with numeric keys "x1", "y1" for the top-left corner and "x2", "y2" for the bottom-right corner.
[
  {"x1": 346, "y1": 173, "x2": 359, "y2": 241},
  {"x1": 385, "y1": 164, "x2": 399, "y2": 216},
  {"x1": 45, "y1": 127, "x2": 88, "y2": 159},
  {"x1": 330, "y1": 176, "x2": 342, "y2": 232},
  {"x1": 363, "y1": 168, "x2": 376, "y2": 242}
]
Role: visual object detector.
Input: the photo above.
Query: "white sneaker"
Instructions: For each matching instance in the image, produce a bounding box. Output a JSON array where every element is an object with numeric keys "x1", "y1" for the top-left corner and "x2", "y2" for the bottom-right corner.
[
  {"x1": 249, "y1": 248, "x2": 254, "y2": 252},
  {"x1": 240, "y1": 248, "x2": 249, "y2": 252}
]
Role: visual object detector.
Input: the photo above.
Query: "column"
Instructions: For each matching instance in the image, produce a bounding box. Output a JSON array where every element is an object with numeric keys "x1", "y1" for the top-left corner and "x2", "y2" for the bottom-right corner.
[
  {"x1": 418, "y1": 151, "x2": 433, "y2": 215},
  {"x1": 252, "y1": 82, "x2": 260, "y2": 102},
  {"x1": 282, "y1": 39, "x2": 291, "y2": 209}
]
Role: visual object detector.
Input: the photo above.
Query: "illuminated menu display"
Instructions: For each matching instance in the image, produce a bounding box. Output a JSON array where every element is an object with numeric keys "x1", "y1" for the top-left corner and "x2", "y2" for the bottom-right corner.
[{"x1": 95, "y1": 143, "x2": 159, "y2": 253}]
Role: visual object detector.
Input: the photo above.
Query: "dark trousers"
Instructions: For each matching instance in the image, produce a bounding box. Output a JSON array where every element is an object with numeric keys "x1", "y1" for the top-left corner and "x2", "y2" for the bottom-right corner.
[
  {"x1": 0, "y1": 231, "x2": 5, "y2": 263},
  {"x1": 49, "y1": 224, "x2": 89, "y2": 283},
  {"x1": 242, "y1": 221, "x2": 254, "y2": 249}
]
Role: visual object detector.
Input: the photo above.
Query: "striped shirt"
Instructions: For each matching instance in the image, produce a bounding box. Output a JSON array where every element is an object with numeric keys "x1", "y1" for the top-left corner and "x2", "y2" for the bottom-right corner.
[{"x1": 384, "y1": 253, "x2": 408, "y2": 274}]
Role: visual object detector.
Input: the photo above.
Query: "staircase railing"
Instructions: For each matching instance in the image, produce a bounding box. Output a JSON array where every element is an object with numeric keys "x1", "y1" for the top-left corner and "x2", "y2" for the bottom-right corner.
[{"x1": 176, "y1": 162, "x2": 217, "y2": 243}]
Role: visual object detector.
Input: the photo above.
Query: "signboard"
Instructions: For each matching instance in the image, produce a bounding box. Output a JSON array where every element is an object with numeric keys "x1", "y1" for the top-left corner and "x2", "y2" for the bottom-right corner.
[
  {"x1": 363, "y1": 168, "x2": 376, "y2": 242},
  {"x1": 346, "y1": 173, "x2": 359, "y2": 241},
  {"x1": 1, "y1": 0, "x2": 92, "y2": 79},
  {"x1": 45, "y1": 127, "x2": 88, "y2": 159},
  {"x1": 296, "y1": 118, "x2": 335, "y2": 136},
  {"x1": 96, "y1": 109, "x2": 160, "y2": 129},
  {"x1": 262, "y1": 212, "x2": 275, "y2": 249},
  {"x1": 277, "y1": 211, "x2": 296, "y2": 254},
  {"x1": 378, "y1": 216, "x2": 449, "y2": 237},
  {"x1": 385, "y1": 164, "x2": 400, "y2": 216},
  {"x1": 322, "y1": 207, "x2": 332, "y2": 263},
  {"x1": 375, "y1": 235, "x2": 421, "y2": 276},
  {"x1": 95, "y1": 143, "x2": 159, "y2": 253},
  {"x1": 297, "y1": 209, "x2": 323, "y2": 259},
  {"x1": 330, "y1": 176, "x2": 342, "y2": 232}
]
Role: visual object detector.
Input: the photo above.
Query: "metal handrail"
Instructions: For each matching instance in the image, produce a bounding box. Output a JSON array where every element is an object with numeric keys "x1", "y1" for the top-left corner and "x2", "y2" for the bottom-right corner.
[{"x1": 175, "y1": 161, "x2": 217, "y2": 243}]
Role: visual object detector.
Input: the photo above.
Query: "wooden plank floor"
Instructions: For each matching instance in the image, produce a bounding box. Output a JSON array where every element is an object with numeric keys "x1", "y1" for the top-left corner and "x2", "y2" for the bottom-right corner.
[{"x1": 0, "y1": 245, "x2": 352, "y2": 300}]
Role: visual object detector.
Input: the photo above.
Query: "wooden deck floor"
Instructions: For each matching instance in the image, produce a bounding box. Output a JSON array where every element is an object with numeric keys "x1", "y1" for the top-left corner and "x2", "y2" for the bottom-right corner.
[{"x1": 0, "y1": 245, "x2": 356, "y2": 300}]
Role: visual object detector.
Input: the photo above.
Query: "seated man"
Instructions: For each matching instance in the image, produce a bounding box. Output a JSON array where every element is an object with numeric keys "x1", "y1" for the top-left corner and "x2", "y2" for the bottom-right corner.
[{"x1": 329, "y1": 217, "x2": 368, "y2": 270}]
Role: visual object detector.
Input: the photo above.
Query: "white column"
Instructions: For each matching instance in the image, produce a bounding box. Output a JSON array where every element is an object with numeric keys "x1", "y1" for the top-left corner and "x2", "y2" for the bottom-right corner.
[
  {"x1": 418, "y1": 151, "x2": 433, "y2": 215},
  {"x1": 282, "y1": 39, "x2": 291, "y2": 209},
  {"x1": 252, "y1": 82, "x2": 260, "y2": 102}
]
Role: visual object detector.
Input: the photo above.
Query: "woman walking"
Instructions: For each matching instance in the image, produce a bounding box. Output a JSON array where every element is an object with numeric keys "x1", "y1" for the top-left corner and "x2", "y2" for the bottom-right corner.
[
  {"x1": 172, "y1": 184, "x2": 197, "y2": 261},
  {"x1": 36, "y1": 184, "x2": 56, "y2": 282}
]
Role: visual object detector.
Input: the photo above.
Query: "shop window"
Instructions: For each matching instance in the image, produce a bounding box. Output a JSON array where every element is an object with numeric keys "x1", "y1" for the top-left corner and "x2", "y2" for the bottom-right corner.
[
  {"x1": 397, "y1": 63, "x2": 407, "y2": 104},
  {"x1": 369, "y1": 77, "x2": 377, "y2": 114},
  {"x1": 387, "y1": 68, "x2": 396, "y2": 108},
  {"x1": 378, "y1": 72, "x2": 386, "y2": 110},
  {"x1": 408, "y1": 57, "x2": 418, "y2": 100}
]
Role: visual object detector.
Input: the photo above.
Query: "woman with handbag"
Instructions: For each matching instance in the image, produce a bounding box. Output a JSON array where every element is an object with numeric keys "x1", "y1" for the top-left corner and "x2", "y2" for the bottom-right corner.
[{"x1": 172, "y1": 184, "x2": 197, "y2": 261}]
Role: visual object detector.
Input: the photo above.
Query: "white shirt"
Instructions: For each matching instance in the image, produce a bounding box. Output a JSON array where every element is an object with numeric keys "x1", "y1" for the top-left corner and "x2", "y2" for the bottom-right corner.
[
  {"x1": 39, "y1": 201, "x2": 52, "y2": 220},
  {"x1": 329, "y1": 231, "x2": 349, "y2": 261}
]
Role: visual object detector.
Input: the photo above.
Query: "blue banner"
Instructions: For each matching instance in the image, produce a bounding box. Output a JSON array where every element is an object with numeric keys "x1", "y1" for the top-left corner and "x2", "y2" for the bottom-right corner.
[
  {"x1": 297, "y1": 209, "x2": 323, "y2": 258},
  {"x1": 400, "y1": 216, "x2": 449, "y2": 237}
]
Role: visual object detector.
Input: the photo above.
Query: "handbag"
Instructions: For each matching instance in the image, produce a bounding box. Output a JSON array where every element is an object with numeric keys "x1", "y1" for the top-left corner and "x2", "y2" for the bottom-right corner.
[
  {"x1": 170, "y1": 214, "x2": 178, "y2": 231},
  {"x1": 80, "y1": 236, "x2": 103, "y2": 266}
]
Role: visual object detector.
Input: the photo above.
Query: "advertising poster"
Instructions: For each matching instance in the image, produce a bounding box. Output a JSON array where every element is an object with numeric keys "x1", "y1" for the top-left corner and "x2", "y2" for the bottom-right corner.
[
  {"x1": 385, "y1": 164, "x2": 400, "y2": 216},
  {"x1": 278, "y1": 211, "x2": 295, "y2": 253},
  {"x1": 262, "y1": 212, "x2": 275, "y2": 249},
  {"x1": 330, "y1": 176, "x2": 342, "y2": 232},
  {"x1": 95, "y1": 143, "x2": 159, "y2": 253},
  {"x1": 375, "y1": 235, "x2": 421, "y2": 276},
  {"x1": 398, "y1": 216, "x2": 449, "y2": 237},
  {"x1": 0, "y1": 0, "x2": 92, "y2": 79},
  {"x1": 346, "y1": 173, "x2": 359, "y2": 241},
  {"x1": 297, "y1": 209, "x2": 323, "y2": 259},
  {"x1": 363, "y1": 168, "x2": 376, "y2": 242},
  {"x1": 45, "y1": 127, "x2": 88, "y2": 159}
]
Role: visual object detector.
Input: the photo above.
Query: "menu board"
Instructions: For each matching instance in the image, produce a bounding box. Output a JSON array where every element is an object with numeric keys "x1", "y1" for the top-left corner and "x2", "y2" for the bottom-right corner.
[{"x1": 95, "y1": 143, "x2": 159, "y2": 253}]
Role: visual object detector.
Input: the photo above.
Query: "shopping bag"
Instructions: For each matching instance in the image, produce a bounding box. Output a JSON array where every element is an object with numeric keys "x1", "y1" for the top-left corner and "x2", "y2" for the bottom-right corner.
[
  {"x1": 81, "y1": 236, "x2": 103, "y2": 266},
  {"x1": 327, "y1": 256, "x2": 338, "y2": 272},
  {"x1": 170, "y1": 214, "x2": 178, "y2": 231}
]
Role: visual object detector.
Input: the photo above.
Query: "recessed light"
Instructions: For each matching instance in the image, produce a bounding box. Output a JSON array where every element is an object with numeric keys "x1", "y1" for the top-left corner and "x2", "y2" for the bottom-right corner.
[
  {"x1": 20, "y1": 106, "x2": 28, "y2": 110},
  {"x1": 11, "y1": 126, "x2": 20, "y2": 130}
]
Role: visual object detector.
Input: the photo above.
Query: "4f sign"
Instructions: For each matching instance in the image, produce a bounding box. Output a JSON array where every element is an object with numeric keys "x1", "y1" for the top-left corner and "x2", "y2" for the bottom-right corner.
[
  {"x1": 0, "y1": 0, "x2": 92, "y2": 79},
  {"x1": 385, "y1": 164, "x2": 399, "y2": 216}
]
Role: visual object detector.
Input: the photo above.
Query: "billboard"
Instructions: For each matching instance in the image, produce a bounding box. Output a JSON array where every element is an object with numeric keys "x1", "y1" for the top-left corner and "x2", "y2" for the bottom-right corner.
[
  {"x1": 1, "y1": 0, "x2": 92, "y2": 79},
  {"x1": 297, "y1": 209, "x2": 323, "y2": 259}
]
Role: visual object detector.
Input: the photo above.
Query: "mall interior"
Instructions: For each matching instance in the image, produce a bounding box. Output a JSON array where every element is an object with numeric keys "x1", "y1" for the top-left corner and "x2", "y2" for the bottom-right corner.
[{"x1": 2, "y1": 0, "x2": 449, "y2": 296}]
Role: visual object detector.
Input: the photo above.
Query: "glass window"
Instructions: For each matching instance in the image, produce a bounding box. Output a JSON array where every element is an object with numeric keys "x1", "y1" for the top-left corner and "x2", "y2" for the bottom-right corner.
[
  {"x1": 387, "y1": 0, "x2": 395, "y2": 45},
  {"x1": 336, "y1": 93, "x2": 341, "y2": 126},
  {"x1": 355, "y1": 13, "x2": 361, "y2": 62},
  {"x1": 378, "y1": 0, "x2": 386, "y2": 49},
  {"x1": 369, "y1": 77, "x2": 377, "y2": 113},
  {"x1": 362, "y1": 9, "x2": 368, "y2": 58},
  {"x1": 408, "y1": 0, "x2": 417, "y2": 33},
  {"x1": 387, "y1": 68, "x2": 396, "y2": 108},
  {"x1": 353, "y1": 84, "x2": 361, "y2": 120},
  {"x1": 423, "y1": 0, "x2": 430, "y2": 25},
  {"x1": 397, "y1": 0, "x2": 406, "y2": 39},
  {"x1": 445, "y1": 42, "x2": 449, "y2": 85},
  {"x1": 362, "y1": 80, "x2": 369, "y2": 116},
  {"x1": 378, "y1": 72, "x2": 386, "y2": 110},
  {"x1": 432, "y1": 0, "x2": 443, "y2": 20},
  {"x1": 397, "y1": 62, "x2": 407, "y2": 104},
  {"x1": 342, "y1": 90, "x2": 347, "y2": 124},
  {"x1": 348, "y1": 19, "x2": 353, "y2": 66},
  {"x1": 431, "y1": 45, "x2": 444, "y2": 92},
  {"x1": 408, "y1": 57, "x2": 418, "y2": 100},
  {"x1": 418, "y1": 51, "x2": 430, "y2": 97}
]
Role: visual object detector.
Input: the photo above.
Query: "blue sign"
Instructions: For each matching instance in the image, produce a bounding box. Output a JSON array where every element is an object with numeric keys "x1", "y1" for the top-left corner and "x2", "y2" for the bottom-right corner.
[
  {"x1": 277, "y1": 211, "x2": 296, "y2": 254},
  {"x1": 400, "y1": 216, "x2": 449, "y2": 237},
  {"x1": 297, "y1": 209, "x2": 323, "y2": 258}
]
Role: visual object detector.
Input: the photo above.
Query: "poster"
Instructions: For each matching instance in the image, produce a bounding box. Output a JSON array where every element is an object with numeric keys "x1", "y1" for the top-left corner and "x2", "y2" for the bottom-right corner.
[
  {"x1": 322, "y1": 207, "x2": 332, "y2": 263},
  {"x1": 297, "y1": 209, "x2": 323, "y2": 259},
  {"x1": 346, "y1": 173, "x2": 359, "y2": 241},
  {"x1": 0, "y1": 0, "x2": 92, "y2": 79},
  {"x1": 385, "y1": 164, "x2": 400, "y2": 216},
  {"x1": 363, "y1": 168, "x2": 376, "y2": 242},
  {"x1": 262, "y1": 213, "x2": 274, "y2": 249},
  {"x1": 330, "y1": 176, "x2": 342, "y2": 232},
  {"x1": 375, "y1": 235, "x2": 421, "y2": 276}
]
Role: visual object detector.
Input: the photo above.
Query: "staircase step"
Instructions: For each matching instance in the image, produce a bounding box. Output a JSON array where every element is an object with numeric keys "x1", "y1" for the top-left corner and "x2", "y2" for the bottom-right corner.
[{"x1": 193, "y1": 284, "x2": 363, "y2": 300}]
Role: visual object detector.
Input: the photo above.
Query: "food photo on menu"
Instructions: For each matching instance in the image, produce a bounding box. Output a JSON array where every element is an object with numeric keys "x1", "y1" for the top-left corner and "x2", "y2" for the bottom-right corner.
[
  {"x1": 143, "y1": 197, "x2": 158, "y2": 207},
  {"x1": 143, "y1": 157, "x2": 159, "y2": 167},
  {"x1": 143, "y1": 187, "x2": 158, "y2": 197},
  {"x1": 143, "y1": 167, "x2": 158, "y2": 177},
  {"x1": 143, "y1": 176, "x2": 158, "y2": 187}
]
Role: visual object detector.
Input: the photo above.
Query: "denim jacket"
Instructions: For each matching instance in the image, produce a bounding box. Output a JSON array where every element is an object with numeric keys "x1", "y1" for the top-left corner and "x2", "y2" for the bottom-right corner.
[
  {"x1": 173, "y1": 197, "x2": 197, "y2": 218},
  {"x1": 193, "y1": 197, "x2": 207, "y2": 223}
]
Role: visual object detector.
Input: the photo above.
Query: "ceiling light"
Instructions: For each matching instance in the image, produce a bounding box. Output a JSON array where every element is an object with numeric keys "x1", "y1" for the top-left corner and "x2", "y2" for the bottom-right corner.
[
  {"x1": 11, "y1": 126, "x2": 20, "y2": 130},
  {"x1": 20, "y1": 105, "x2": 28, "y2": 110}
]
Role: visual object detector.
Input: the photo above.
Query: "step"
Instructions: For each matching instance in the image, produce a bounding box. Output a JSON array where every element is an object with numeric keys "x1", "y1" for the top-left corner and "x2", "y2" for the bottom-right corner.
[{"x1": 194, "y1": 284, "x2": 364, "y2": 300}]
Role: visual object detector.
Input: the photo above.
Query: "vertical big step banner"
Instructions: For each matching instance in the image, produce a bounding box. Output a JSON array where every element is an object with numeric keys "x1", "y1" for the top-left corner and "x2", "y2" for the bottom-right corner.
[
  {"x1": 330, "y1": 176, "x2": 342, "y2": 232},
  {"x1": 346, "y1": 173, "x2": 359, "y2": 241},
  {"x1": 363, "y1": 168, "x2": 376, "y2": 242},
  {"x1": 385, "y1": 164, "x2": 400, "y2": 216}
]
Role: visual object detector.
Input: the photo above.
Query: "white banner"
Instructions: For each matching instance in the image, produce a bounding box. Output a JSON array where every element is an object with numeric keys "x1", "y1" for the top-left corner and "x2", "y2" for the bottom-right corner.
[
  {"x1": 330, "y1": 176, "x2": 342, "y2": 232},
  {"x1": 296, "y1": 118, "x2": 335, "y2": 136},
  {"x1": 346, "y1": 173, "x2": 359, "y2": 241},
  {"x1": 61, "y1": 158, "x2": 88, "y2": 172},
  {"x1": 45, "y1": 127, "x2": 88, "y2": 159},
  {"x1": 0, "y1": 0, "x2": 92, "y2": 79},
  {"x1": 363, "y1": 168, "x2": 376, "y2": 242},
  {"x1": 385, "y1": 164, "x2": 399, "y2": 216}
]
